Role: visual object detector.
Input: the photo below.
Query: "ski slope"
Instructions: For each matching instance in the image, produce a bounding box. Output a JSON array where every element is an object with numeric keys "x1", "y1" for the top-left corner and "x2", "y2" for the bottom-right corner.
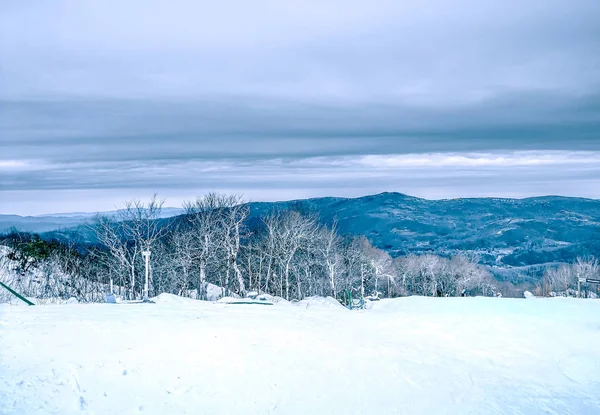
[{"x1": 1, "y1": 296, "x2": 599, "y2": 414}]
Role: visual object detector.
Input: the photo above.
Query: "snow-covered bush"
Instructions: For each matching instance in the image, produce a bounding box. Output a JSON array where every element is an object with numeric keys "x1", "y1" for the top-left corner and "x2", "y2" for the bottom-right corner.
[{"x1": 0, "y1": 244, "x2": 107, "y2": 304}]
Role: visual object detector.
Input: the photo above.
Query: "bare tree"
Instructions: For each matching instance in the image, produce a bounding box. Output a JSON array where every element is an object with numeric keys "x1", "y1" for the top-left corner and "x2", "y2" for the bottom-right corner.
[
  {"x1": 91, "y1": 194, "x2": 169, "y2": 300},
  {"x1": 269, "y1": 210, "x2": 319, "y2": 300},
  {"x1": 184, "y1": 193, "x2": 248, "y2": 298},
  {"x1": 365, "y1": 244, "x2": 395, "y2": 297},
  {"x1": 261, "y1": 211, "x2": 280, "y2": 294},
  {"x1": 91, "y1": 215, "x2": 137, "y2": 298},
  {"x1": 220, "y1": 196, "x2": 250, "y2": 296},
  {"x1": 542, "y1": 257, "x2": 599, "y2": 297},
  {"x1": 318, "y1": 219, "x2": 341, "y2": 297},
  {"x1": 120, "y1": 194, "x2": 170, "y2": 298}
]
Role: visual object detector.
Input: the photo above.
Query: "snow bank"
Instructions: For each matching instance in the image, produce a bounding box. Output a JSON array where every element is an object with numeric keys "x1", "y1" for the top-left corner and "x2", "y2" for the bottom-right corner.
[
  {"x1": 524, "y1": 290, "x2": 535, "y2": 299},
  {"x1": 152, "y1": 293, "x2": 198, "y2": 305},
  {"x1": 254, "y1": 293, "x2": 291, "y2": 306},
  {"x1": 185, "y1": 283, "x2": 240, "y2": 301},
  {"x1": 295, "y1": 296, "x2": 346, "y2": 310},
  {"x1": 206, "y1": 283, "x2": 229, "y2": 301}
]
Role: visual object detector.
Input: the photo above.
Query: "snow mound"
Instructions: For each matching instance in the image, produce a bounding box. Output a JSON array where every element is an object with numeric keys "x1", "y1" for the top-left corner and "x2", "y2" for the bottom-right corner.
[
  {"x1": 255, "y1": 294, "x2": 291, "y2": 306},
  {"x1": 206, "y1": 283, "x2": 230, "y2": 301},
  {"x1": 524, "y1": 291, "x2": 535, "y2": 299},
  {"x1": 295, "y1": 296, "x2": 346, "y2": 310},
  {"x1": 183, "y1": 283, "x2": 238, "y2": 301},
  {"x1": 152, "y1": 293, "x2": 198, "y2": 304}
]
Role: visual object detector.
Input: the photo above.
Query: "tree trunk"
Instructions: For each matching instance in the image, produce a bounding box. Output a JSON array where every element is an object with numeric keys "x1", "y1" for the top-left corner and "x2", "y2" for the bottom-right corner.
[
  {"x1": 232, "y1": 255, "x2": 245, "y2": 296},
  {"x1": 374, "y1": 274, "x2": 378, "y2": 296},
  {"x1": 361, "y1": 265, "x2": 365, "y2": 297},
  {"x1": 265, "y1": 256, "x2": 273, "y2": 293},
  {"x1": 279, "y1": 272, "x2": 283, "y2": 298},
  {"x1": 296, "y1": 272, "x2": 302, "y2": 300},
  {"x1": 257, "y1": 255, "x2": 263, "y2": 294},
  {"x1": 247, "y1": 254, "x2": 253, "y2": 292},
  {"x1": 305, "y1": 268, "x2": 311, "y2": 298},
  {"x1": 285, "y1": 260, "x2": 291, "y2": 301},
  {"x1": 199, "y1": 263, "x2": 207, "y2": 300},
  {"x1": 225, "y1": 262, "x2": 230, "y2": 297},
  {"x1": 328, "y1": 262, "x2": 336, "y2": 297},
  {"x1": 130, "y1": 264, "x2": 135, "y2": 300}
]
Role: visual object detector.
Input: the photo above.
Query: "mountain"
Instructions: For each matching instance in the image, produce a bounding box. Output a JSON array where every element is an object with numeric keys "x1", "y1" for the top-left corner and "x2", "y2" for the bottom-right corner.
[
  {"x1": 249, "y1": 193, "x2": 600, "y2": 281},
  {"x1": 0, "y1": 208, "x2": 185, "y2": 234},
  {"x1": 2, "y1": 193, "x2": 599, "y2": 281}
]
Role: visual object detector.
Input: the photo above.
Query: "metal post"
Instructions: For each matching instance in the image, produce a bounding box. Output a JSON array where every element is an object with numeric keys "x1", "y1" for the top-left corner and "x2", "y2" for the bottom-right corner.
[
  {"x1": 0, "y1": 280, "x2": 35, "y2": 306},
  {"x1": 360, "y1": 264, "x2": 365, "y2": 298}
]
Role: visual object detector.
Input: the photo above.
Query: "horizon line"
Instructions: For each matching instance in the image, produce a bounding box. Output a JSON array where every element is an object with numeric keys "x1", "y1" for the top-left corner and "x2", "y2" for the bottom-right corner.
[{"x1": 2, "y1": 191, "x2": 598, "y2": 217}]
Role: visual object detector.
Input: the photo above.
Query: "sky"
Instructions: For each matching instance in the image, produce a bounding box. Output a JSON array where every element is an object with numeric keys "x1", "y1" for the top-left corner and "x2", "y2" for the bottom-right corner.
[{"x1": 1, "y1": 0, "x2": 599, "y2": 215}]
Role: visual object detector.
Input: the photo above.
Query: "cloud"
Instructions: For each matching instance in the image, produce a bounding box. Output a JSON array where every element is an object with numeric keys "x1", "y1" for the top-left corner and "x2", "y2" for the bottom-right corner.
[
  {"x1": 3, "y1": 149, "x2": 600, "y2": 215},
  {"x1": 0, "y1": 160, "x2": 32, "y2": 170},
  {"x1": 1, "y1": 1, "x2": 599, "y2": 102},
  {"x1": 2, "y1": 149, "x2": 600, "y2": 191},
  {"x1": 0, "y1": 1, "x2": 599, "y2": 213},
  {"x1": 357, "y1": 151, "x2": 600, "y2": 168}
]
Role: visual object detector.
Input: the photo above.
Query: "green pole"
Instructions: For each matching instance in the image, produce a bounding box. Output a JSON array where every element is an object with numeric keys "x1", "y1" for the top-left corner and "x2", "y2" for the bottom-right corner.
[{"x1": 0, "y1": 280, "x2": 35, "y2": 306}]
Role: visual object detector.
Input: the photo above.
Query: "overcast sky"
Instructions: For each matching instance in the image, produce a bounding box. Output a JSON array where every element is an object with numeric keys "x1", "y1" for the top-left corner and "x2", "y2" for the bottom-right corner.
[{"x1": 1, "y1": 0, "x2": 599, "y2": 215}]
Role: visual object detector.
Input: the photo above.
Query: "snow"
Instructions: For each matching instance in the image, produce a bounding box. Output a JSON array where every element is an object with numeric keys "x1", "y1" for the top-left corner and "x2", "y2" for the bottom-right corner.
[
  {"x1": 216, "y1": 297, "x2": 274, "y2": 306},
  {"x1": 295, "y1": 295, "x2": 348, "y2": 310},
  {"x1": 205, "y1": 283, "x2": 230, "y2": 301},
  {"x1": 255, "y1": 293, "x2": 291, "y2": 305},
  {"x1": 1, "y1": 297, "x2": 600, "y2": 414},
  {"x1": 152, "y1": 293, "x2": 199, "y2": 305},
  {"x1": 184, "y1": 283, "x2": 237, "y2": 301}
]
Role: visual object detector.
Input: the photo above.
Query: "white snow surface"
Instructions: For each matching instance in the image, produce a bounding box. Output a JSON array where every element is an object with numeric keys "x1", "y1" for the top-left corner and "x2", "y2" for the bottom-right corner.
[
  {"x1": 295, "y1": 295, "x2": 348, "y2": 310},
  {"x1": 184, "y1": 283, "x2": 239, "y2": 301},
  {"x1": 1, "y1": 296, "x2": 600, "y2": 414}
]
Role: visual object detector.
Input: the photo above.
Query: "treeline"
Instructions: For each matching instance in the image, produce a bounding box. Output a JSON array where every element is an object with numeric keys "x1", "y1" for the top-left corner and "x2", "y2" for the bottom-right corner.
[
  {"x1": 538, "y1": 257, "x2": 600, "y2": 298},
  {"x1": 1, "y1": 193, "x2": 500, "y2": 303},
  {"x1": 2, "y1": 193, "x2": 598, "y2": 303}
]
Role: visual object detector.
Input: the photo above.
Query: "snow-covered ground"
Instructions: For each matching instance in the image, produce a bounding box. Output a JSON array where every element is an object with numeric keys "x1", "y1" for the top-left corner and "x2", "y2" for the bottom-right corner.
[{"x1": 1, "y1": 296, "x2": 599, "y2": 415}]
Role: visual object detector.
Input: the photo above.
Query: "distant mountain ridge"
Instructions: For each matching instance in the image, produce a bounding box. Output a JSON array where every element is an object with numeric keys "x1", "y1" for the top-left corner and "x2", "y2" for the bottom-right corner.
[
  {"x1": 260, "y1": 193, "x2": 600, "y2": 273},
  {"x1": 0, "y1": 208, "x2": 185, "y2": 233},
  {"x1": 2, "y1": 193, "x2": 599, "y2": 282}
]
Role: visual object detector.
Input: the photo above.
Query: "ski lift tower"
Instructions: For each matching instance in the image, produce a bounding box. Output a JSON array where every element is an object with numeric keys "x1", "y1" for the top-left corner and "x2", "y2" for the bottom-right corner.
[{"x1": 142, "y1": 250, "x2": 151, "y2": 302}]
